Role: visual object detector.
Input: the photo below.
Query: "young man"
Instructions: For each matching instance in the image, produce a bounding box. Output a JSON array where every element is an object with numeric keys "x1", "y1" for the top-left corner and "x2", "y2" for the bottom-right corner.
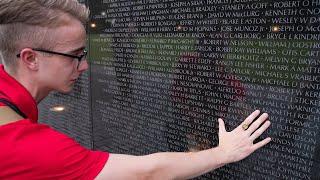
[{"x1": 0, "y1": 0, "x2": 271, "y2": 179}]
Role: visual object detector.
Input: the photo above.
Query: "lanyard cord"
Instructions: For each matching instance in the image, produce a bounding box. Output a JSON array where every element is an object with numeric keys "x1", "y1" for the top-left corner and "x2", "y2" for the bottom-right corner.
[{"x1": 0, "y1": 98, "x2": 27, "y2": 119}]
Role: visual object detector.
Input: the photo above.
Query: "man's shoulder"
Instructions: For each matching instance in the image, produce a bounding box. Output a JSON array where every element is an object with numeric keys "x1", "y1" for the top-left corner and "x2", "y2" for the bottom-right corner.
[
  {"x1": 0, "y1": 119, "x2": 76, "y2": 147},
  {"x1": 0, "y1": 120, "x2": 109, "y2": 179},
  {"x1": 0, "y1": 119, "x2": 87, "y2": 166}
]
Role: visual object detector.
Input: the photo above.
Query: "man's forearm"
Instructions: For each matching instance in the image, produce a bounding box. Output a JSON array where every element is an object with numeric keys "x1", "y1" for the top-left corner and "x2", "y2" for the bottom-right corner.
[{"x1": 146, "y1": 147, "x2": 227, "y2": 180}]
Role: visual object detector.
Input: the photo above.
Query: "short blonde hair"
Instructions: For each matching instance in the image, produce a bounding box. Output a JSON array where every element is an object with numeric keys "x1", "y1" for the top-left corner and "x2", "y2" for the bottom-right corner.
[{"x1": 0, "y1": 0, "x2": 89, "y2": 70}]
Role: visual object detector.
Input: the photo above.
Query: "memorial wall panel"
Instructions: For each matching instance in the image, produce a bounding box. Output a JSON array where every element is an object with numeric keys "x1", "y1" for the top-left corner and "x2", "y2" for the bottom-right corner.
[{"x1": 88, "y1": 0, "x2": 320, "y2": 179}]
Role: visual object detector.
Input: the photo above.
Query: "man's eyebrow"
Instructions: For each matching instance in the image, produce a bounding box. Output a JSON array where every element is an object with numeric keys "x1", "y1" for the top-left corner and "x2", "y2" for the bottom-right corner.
[{"x1": 68, "y1": 46, "x2": 86, "y2": 53}]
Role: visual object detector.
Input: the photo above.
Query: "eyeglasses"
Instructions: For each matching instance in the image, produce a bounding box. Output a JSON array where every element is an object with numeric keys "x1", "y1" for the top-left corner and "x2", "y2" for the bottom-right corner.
[{"x1": 16, "y1": 48, "x2": 88, "y2": 70}]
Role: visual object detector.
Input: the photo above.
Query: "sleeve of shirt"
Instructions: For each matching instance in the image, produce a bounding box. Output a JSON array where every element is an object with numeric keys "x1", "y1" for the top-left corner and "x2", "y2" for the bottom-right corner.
[{"x1": 18, "y1": 123, "x2": 109, "y2": 180}]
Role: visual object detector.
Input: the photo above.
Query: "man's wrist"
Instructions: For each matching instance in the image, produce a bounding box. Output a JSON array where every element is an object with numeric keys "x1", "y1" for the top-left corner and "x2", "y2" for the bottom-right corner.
[{"x1": 211, "y1": 146, "x2": 228, "y2": 167}]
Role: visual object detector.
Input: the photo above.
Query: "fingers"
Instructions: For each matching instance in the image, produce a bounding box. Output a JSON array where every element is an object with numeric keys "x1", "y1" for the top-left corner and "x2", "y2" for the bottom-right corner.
[
  {"x1": 246, "y1": 113, "x2": 269, "y2": 135},
  {"x1": 218, "y1": 118, "x2": 226, "y2": 134},
  {"x1": 239, "y1": 110, "x2": 260, "y2": 130},
  {"x1": 249, "y1": 120, "x2": 271, "y2": 141},
  {"x1": 252, "y1": 137, "x2": 272, "y2": 151}
]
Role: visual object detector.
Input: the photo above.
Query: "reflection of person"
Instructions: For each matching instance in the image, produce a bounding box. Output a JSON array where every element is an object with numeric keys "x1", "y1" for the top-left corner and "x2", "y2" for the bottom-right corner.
[{"x1": 0, "y1": 0, "x2": 271, "y2": 179}]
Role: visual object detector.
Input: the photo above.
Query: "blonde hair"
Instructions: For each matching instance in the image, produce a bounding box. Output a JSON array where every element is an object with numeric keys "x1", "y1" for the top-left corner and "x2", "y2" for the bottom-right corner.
[{"x1": 0, "y1": 0, "x2": 89, "y2": 70}]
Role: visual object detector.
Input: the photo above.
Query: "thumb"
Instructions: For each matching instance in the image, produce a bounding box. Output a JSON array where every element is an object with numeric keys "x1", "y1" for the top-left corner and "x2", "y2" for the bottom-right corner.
[{"x1": 218, "y1": 118, "x2": 226, "y2": 134}]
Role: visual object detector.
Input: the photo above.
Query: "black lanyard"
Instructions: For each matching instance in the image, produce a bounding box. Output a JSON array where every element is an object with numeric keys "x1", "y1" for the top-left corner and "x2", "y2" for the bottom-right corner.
[{"x1": 0, "y1": 98, "x2": 27, "y2": 119}]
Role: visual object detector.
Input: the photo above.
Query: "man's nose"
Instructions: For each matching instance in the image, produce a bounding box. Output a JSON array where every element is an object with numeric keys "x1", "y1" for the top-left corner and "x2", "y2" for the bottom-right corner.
[{"x1": 78, "y1": 60, "x2": 89, "y2": 72}]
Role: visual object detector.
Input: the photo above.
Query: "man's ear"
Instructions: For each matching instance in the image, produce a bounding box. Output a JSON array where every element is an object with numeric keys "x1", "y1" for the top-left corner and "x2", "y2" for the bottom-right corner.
[{"x1": 19, "y1": 48, "x2": 39, "y2": 70}]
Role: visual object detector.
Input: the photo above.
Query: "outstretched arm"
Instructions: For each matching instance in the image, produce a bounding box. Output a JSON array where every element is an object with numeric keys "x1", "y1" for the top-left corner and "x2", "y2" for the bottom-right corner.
[{"x1": 96, "y1": 110, "x2": 271, "y2": 180}]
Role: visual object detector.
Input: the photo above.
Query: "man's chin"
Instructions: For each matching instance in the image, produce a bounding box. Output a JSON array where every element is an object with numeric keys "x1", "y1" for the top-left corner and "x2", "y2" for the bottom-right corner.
[{"x1": 57, "y1": 86, "x2": 74, "y2": 94}]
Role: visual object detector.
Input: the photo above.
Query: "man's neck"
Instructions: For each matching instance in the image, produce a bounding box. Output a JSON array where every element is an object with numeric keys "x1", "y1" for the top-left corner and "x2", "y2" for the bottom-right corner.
[{"x1": 5, "y1": 66, "x2": 49, "y2": 104}]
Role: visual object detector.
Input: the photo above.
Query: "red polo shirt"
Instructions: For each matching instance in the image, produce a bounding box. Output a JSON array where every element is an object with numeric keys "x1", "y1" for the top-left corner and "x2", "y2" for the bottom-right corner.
[{"x1": 0, "y1": 65, "x2": 109, "y2": 179}]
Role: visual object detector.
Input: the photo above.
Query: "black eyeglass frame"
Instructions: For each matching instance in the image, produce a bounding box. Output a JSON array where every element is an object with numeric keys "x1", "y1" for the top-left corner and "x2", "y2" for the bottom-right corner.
[{"x1": 16, "y1": 48, "x2": 88, "y2": 69}]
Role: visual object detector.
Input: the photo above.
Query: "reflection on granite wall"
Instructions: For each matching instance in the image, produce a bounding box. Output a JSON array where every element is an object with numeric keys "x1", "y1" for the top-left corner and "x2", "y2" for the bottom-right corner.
[{"x1": 87, "y1": 0, "x2": 320, "y2": 179}]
